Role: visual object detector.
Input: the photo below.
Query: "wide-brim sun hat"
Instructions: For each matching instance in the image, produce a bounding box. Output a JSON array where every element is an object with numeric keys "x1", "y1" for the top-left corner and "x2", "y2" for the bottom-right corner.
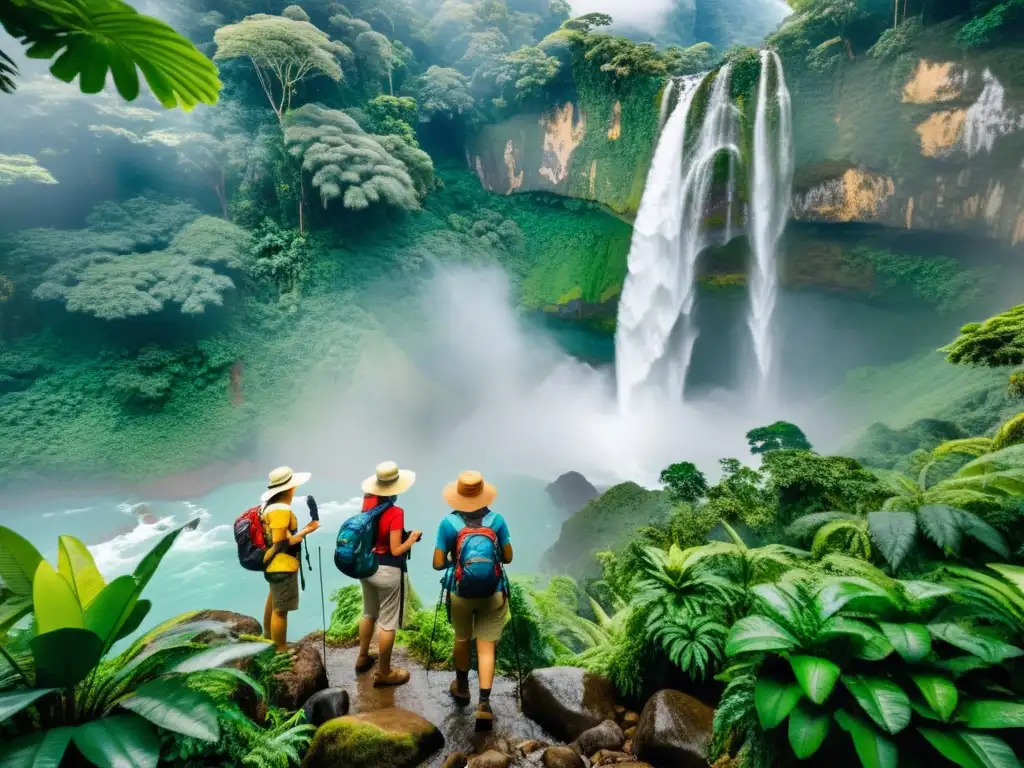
[
  {"x1": 443, "y1": 470, "x2": 498, "y2": 513},
  {"x1": 260, "y1": 466, "x2": 312, "y2": 504},
  {"x1": 362, "y1": 461, "x2": 417, "y2": 496}
]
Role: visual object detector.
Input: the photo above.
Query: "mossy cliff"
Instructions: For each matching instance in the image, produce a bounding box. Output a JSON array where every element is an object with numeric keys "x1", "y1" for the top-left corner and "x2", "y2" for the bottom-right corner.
[{"x1": 468, "y1": 26, "x2": 1024, "y2": 321}]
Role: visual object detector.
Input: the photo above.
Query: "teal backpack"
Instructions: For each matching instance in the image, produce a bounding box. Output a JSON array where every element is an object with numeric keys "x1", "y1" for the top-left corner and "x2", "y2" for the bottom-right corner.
[{"x1": 334, "y1": 500, "x2": 393, "y2": 579}]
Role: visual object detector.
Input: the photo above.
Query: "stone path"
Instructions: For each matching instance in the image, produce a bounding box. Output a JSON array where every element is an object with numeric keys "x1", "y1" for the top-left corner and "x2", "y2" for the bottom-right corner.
[{"x1": 325, "y1": 645, "x2": 557, "y2": 767}]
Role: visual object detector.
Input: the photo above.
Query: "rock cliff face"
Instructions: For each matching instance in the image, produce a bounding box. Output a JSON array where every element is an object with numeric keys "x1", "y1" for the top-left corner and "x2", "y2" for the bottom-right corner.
[
  {"x1": 789, "y1": 28, "x2": 1024, "y2": 249},
  {"x1": 468, "y1": 29, "x2": 1023, "y2": 314}
]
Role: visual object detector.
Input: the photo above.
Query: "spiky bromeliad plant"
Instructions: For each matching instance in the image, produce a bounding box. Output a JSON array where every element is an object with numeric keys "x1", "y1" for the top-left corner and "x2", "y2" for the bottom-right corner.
[
  {"x1": 0, "y1": 521, "x2": 272, "y2": 768},
  {"x1": 716, "y1": 570, "x2": 1024, "y2": 768}
]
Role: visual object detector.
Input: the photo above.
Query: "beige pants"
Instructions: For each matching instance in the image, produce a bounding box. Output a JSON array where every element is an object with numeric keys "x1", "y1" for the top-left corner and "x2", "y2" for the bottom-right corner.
[
  {"x1": 360, "y1": 565, "x2": 408, "y2": 632},
  {"x1": 450, "y1": 592, "x2": 508, "y2": 642}
]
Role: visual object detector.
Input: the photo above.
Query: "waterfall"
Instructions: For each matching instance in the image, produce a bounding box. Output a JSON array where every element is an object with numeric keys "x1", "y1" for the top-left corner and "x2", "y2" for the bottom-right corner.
[
  {"x1": 615, "y1": 67, "x2": 739, "y2": 412},
  {"x1": 657, "y1": 78, "x2": 676, "y2": 133},
  {"x1": 747, "y1": 49, "x2": 793, "y2": 395}
]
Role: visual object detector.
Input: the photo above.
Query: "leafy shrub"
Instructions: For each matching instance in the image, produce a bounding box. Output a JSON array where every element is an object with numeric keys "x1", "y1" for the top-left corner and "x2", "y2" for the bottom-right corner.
[
  {"x1": 325, "y1": 585, "x2": 363, "y2": 646},
  {"x1": 747, "y1": 421, "x2": 812, "y2": 454},
  {"x1": 716, "y1": 572, "x2": 1024, "y2": 767},
  {"x1": 660, "y1": 462, "x2": 709, "y2": 504},
  {"x1": 0, "y1": 521, "x2": 272, "y2": 767}
]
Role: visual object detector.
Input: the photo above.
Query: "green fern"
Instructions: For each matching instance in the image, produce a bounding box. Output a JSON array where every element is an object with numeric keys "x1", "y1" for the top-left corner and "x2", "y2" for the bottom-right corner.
[{"x1": 650, "y1": 611, "x2": 727, "y2": 681}]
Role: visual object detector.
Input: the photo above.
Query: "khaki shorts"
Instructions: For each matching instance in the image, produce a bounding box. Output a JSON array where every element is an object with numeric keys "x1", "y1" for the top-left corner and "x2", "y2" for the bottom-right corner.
[
  {"x1": 266, "y1": 572, "x2": 299, "y2": 612},
  {"x1": 361, "y1": 565, "x2": 408, "y2": 632},
  {"x1": 450, "y1": 592, "x2": 507, "y2": 642}
]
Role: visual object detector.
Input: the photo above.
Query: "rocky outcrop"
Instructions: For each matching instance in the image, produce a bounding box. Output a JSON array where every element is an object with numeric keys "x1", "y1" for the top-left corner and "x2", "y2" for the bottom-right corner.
[
  {"x1": 632, "y1": 690, "x2": 714, "y2": 768},
  {"x1": 522, "y1": 667, "x2": 619, "y2": 743},
  {"x1": 302, "y1": 688, "x2": 350, "y2": 727},
  {"x1": 273, "y1": 635, "x2": 328, "y2": 711},
  {"x1": 188, "y1": 610, "x2": 262, "y2": 641},
  {"x1": 571, "y1": 720, "x2": 625, "y2": 756},
  {"x1": 303, "y1": 709, "x2": 444, "y2": 768},
  {"x1": 542, "y1": 746, "x2": 586, "y2": 768},
  {"x1": 546, "y1": 471, "x2": 599, "y2": 515}
]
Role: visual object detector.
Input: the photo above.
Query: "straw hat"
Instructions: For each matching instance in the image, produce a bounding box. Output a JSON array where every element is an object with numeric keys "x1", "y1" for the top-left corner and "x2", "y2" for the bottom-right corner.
[
  {"x1": 443, "y1": 470, "x2": 498, "y2": 513},
  {"x1": 362, "y1": 461, "x2": 417, "y2": 496},
  {"x1": 260, "y1": 466, "x2": 311, "y2": 504}
]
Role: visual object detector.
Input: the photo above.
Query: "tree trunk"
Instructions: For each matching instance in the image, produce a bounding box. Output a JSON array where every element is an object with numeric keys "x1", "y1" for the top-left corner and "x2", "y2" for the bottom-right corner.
[
  {"x1": 844, "y1": 38, "x2": 855, "y2": 61},
  {"x1": 388, "y1": 66, "x2": 393, "y2": 97},
  {"x1": 215, "y1": 172, "x2": 230, "y2": 220},
  {"x1": 298, "y1": 180, "x2": 305, "y2": 236}
]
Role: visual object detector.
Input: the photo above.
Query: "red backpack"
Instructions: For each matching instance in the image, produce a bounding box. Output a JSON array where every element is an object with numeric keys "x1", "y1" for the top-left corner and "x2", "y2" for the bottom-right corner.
[{"x1": 234, "y1": 506, "x2": 268, "y2": 571}]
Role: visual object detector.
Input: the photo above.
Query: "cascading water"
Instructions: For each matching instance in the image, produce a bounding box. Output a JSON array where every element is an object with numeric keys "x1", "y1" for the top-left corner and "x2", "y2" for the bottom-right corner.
[
  {"x1": 747, "y1": 49, "x2": 793, "y2": 396},
  {"x1": 657, "y1": 78, "x2": 676, "y2": 133},
  {"x1": 615, "y1": 67, "x2": 740, "y2": 411}
]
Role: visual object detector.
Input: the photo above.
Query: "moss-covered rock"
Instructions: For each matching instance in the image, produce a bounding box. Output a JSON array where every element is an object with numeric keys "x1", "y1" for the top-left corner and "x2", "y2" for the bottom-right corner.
[
  {"x1": 542, "y1": 482, "x2": 673, "y2": 581},
  {"x1": 302, "y1": 709, "x2": 444, "y2": 768}
]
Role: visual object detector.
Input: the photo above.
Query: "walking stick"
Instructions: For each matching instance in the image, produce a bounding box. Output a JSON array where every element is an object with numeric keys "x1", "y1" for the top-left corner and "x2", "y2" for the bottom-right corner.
[{"x1": 317, "y1": 546, "x2": 329, "y2": 686}]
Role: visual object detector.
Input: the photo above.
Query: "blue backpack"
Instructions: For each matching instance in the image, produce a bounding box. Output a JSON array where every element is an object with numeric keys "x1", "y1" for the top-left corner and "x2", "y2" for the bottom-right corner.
[
  {"x1": 450, "y1": 512, "x2": 504, "y2": 599},
  {"x1": 335, "y1": 500, "x2": 393, "y2": 579}
]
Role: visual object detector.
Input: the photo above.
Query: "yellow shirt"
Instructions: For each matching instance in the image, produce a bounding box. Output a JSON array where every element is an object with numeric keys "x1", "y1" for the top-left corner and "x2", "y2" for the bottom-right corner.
[{"x1": 262, "y1": 502, "x2": 299, "y2": 573}]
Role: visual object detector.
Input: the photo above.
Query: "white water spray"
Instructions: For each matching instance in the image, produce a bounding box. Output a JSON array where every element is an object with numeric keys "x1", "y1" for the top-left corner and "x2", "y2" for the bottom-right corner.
[
  {"x1": 616, "y1": 67, "x2": 740, "y2": 411},
  {"x1": 747, "y1": 49, "x2": 793, "y2": 396},
  {"x1": 657, "y1": 78, "x2": 676, "y2": 133}
]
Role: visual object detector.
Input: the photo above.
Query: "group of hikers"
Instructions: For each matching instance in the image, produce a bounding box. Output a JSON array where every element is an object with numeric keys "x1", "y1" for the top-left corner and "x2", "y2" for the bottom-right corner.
[{"x1": 237, "y1": 461, "x2": 513, "y2": 730}]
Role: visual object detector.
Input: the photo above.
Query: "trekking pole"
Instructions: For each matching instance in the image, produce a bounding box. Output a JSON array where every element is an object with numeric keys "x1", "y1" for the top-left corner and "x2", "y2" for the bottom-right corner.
[
  {"x1": 426, "y1": 580, "x2": 445, "y2": 691},
  {"x1": 317, "y1": 546, "x2": 329, "y2": 687}
]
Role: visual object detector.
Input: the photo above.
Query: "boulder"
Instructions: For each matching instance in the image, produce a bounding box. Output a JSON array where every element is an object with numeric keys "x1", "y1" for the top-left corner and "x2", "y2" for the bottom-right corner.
[
  {"x1": 592, "y1": 751, "x2": 632, "y2": 765},
  {"x1": 273, "y1": 636, "x2": 328, "y2": 711},
  {"x1": 468, "y1": 750, "x2": 512, "y2": 768},
  {"x1": 546, "y1": 471, "x2": 599, "y2": 514},
  {"x1": 301, "y1": 688, "x2": 350, "y2": 727},
  {"x1": 517, "y1": 740, "x2": 549, "y2": 756},
  {"x1": 542, "y1": 746, "x2": 586, "y2": 768},
  {"x1": 621, "y1": 712, "x2": 640, "y2": 728},
  {"x1": 303, "y1": 709, "x2": 444, "y2": 768},
  {"x1": 188, "y1": 610, "x2": 262, "y2": 641},
  {"x1": 632, "y1": 690, "x2": 713, "y2": 768},
  {"x1": 522, "y1": 667, "x2": 618, "y2": 743},
  {"x1": 442, "y1": 754, "x2": 469, "y2": 768},
  {"x1": 572, "y1": 720, "x2": 624, "y2": 756}
]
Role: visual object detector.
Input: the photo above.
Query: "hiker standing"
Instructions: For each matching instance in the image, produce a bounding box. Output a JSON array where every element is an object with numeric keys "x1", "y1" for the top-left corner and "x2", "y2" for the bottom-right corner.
[
  {"x1": 355, "y1": 461, "x2": 421, "y2": 687},
  {"x1": 433, "y1": 471, "x2": 513, "y2": 730},
  {"x1": 260, "y1": 466, "x2": 319, "y2": 651}
]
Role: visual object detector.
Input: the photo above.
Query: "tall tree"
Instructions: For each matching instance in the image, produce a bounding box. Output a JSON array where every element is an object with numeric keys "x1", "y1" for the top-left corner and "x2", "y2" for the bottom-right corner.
[
  {"x1": 356, "y1": 29, "x2": 395, "y2": 95},
  {"x1": 284, "y1": 103, "x2": 431, "y2": 211},
  {"x1": 214, "y1": 12, "x2": 350, "y2": 233}
]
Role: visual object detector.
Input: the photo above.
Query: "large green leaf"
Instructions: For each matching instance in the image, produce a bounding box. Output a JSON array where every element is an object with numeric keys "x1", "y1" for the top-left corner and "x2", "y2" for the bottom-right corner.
[
  {"x1": 842, "y1": 675, "x2": 912, "y2": 735},
  {"x1": 0, "y1": 526, "x2": 44, "y2": 597},
  {"x1": 958, "y1": 513, "x2": 1010, "y2": 559},
  {"x1": 726, "y1": 615, "x2": 798, "y2": 656},
  {"x1": 170, "y1": 641, "x2": 272, "y2": 673},
  {"x1": 133, "y1": 519, "x2": 200, "y2": 593},
  {"x1": 878, "y1": 622, "x2": 931, "y2": 662},
  {"x1": 867, "y1": 511, "x2": 917, "y2": 572},
  {"x1": 821, "y1": 617, "x2": 894, "y2": 661},
  {"x1": 31, "y1": 627, "x2": 104, "y2": 689},
  {"x1": 19, "y1": 1, "x2": 221, "y2": 110},
  {"x1": 790, "y1": 655, "x2": 841, "y2": 705},
  {"x1": 0, "y1": 727, "x2": 74, "y2": 768},
  {"x1": 919, "y1": 728, "x2": 1020, "y2": 768},
  {"x1": 789, "y1": 699, "x2": 831, "y2": 760},
  {"x1": 85, "y1": 575, "x2": 140, "y2": 650},
  {"x1": 32, "y1": 561, "x2": 83, "y2": 634},
  {"x1": 918, "y1": 504, "x2": 964, "y2": 555},
  {"x1": 751, "y1": 582, "x2": 804, "y2": 627},
  {"x1": 958, "y1": 700, "x2": 1024, "y2": 729},
  {"x1": 119, "y1": 677, "x2": 219, "y2": 741},
  {"x1": 0, "y1": 596, "x2": 32, "y2": 634},
  {"x1": 754, "y1": 677, "x2": 802, "y2": 729},
  {"x1": 928, "y1": 623, "x2": 1024, "y2": 664},
  {"x1": 834, "y1": 709, "x2": 898, "y2": 768},
  {"x1": 57, "y1": 536, "x2": 105, "y2": 608},
  {"x1": 113, "y1": 599, "x2": 152, "y2": 644},
  {"x1": 0, "y1": 688, "x2": 59, "y2": 723},
  {"x1": 815, "y1": 577, "x2": 898, "y2": 619},
  {"x1": 71, "y1": 714, "x2": 160, "y2": 768},
  {"x1": 987, "y1": 564, "x2": 1024, "y2": 594},
  {"x1": 910, "y1": 674, "x2": 958, "y2": 722}
]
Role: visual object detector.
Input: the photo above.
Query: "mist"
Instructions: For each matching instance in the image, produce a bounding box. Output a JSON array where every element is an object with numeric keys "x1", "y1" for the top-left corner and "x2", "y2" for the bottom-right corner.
[{"x1": 568, "y1": 0, "x2": 677, "y2": 34}]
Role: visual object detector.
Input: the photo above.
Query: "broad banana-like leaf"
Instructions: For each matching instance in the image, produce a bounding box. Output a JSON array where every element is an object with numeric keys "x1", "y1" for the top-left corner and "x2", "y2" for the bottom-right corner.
[
  {"x1": 32, "y1": 561, "x2": 83, "y2": 634},
  {"x1": 842, "y1": 675, "x2": 911, "y2": 735},
  {"x1": 834, "y1": 709, "x2": 898, "y2": 768},
  {"x1": 71, "y1": 714, "x2": 160, "y2": 768},
  {"x1": 119, "y1": 677, "x2": 219, "y2": 741},
  {"x1": 0, "y1": 527, "x2": 44, "y2": 597},
  {"x1": 754, "y1": 677, "x2": 802, "y2": 729},
  {"x1": 57, "y1": 535, "x2": 105, "y2": 608}
]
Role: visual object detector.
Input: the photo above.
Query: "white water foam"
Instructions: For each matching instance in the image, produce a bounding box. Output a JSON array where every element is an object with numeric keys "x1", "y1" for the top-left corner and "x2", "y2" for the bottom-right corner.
[
  {"x1": 962, "y1": 69, "x2": 1024, "y2": 157},
  {"x1": 615, "y1": 67, "x2": 740, "y2": 411},
  {"x1": 747, "y1": 49, "x2": 793, "y2": 398}
]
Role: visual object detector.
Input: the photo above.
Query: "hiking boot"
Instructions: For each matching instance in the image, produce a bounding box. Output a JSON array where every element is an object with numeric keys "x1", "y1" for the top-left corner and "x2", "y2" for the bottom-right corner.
[
  {"x1": 449, "y1": 678, "x2": 471, "y2": 706},
  {"x1": 475, "y1": 701, "x2": 494, "y2": 732},
  {"x1": 373, "y1": 667, "x2": 411, "y2": 687},
  {"x1": 354, "y1": 652, "x2": 378, "y2": 673}
]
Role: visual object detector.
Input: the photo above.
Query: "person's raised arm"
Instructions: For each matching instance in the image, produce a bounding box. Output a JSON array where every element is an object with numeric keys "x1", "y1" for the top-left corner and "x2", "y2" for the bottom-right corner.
[
  {"x1": 496, "y1": 515, "x2": 513, "y2": 564},
  {"x1": 432, "y1": 520, "x2": 450, "y2": 570},
  {"x1": 502, "y1": 542, "x2": 513, "y2": 564},
  {"x1": 392, "y1": 527, "x2": 421, "y2": 556}
]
